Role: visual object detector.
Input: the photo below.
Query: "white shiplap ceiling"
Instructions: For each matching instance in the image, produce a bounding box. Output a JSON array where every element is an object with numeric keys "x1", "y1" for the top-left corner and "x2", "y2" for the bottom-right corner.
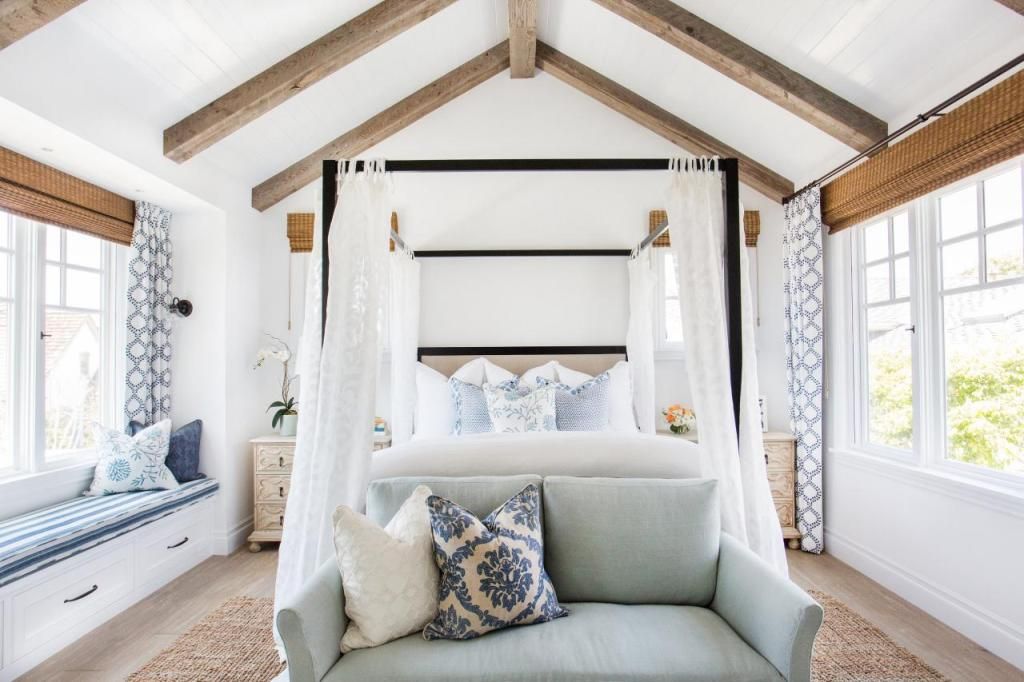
[{"x1": 0, "y1": 0, "x2": 1022, "y2": 202}]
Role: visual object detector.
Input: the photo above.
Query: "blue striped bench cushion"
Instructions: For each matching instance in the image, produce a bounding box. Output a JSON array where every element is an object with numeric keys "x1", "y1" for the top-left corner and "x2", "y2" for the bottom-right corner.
[{"x1": 0, "y1": 478, "x2": 219, "y2": 588}]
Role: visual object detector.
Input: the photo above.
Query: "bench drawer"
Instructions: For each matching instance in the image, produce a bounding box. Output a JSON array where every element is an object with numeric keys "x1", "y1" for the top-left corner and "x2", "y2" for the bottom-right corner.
[
  {"x1": 11, "y1": 545, "x2": 133, "y2": 660},
  {"x1": 135, "y1": 507, "x2": 212, "y2": 590}
]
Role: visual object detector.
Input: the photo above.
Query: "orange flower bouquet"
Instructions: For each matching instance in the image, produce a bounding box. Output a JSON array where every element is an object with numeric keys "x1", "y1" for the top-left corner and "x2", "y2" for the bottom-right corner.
[{"x1": 662, "y1": 404, "x2": 696, "y2": 435}]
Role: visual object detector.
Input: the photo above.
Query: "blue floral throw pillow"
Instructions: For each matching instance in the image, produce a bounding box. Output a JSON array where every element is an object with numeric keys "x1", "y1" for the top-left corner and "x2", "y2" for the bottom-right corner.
[
  {"x1": 424, "y1": 484, "x2": 567, "y2": 641},
  {"x1": 536, "y1": 372, "x2": 611, "y2": 431},
  {"x1": 86, "y1": 420, "x2": 179, "y2": 496},
  {"x1": 483, "y1": 382, "x2": 557, "y2": 433}
]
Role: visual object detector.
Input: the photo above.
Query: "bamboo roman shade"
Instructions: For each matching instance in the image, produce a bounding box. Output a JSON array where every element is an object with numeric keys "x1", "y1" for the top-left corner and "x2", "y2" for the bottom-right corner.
[
  {"x1": 287, "y1": 212, "x2": 314, "y2": 252},
  {"x1": 0, "y1": 146, "x2": 135, "y2": 245},
  {"x1": 822, "y1": 70, "x2": 1024, "y2": 233},
  {"x1": 649, "y1": 208, "x2": 761, "y2": 246}
]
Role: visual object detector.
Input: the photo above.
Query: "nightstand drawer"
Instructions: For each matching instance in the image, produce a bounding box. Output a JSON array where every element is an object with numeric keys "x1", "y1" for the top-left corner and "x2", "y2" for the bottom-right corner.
[
  {"x1": 255, "y1": 475, "x2": 290, "y2": 502},
  {"x1": 255, "y1": 503, "x2": 286, "y2": 532},
  {"x1": 255, "y1": 445, "x2": 294, "y2": 474},
  {"x1": 766, "y1": 469, "x2": 794, "y2": 499},
  {"x1": 765, "y1": 441, "x2": 794, "y2": 469},
  {"x1": 773, "y1": 498, "x2": 795, "y2": 528}
]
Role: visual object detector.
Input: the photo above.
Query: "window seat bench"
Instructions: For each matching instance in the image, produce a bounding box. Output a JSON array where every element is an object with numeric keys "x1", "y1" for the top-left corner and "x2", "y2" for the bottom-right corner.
[{"x1": 0, "y1": 478, "x2": 220, "y2": 680}]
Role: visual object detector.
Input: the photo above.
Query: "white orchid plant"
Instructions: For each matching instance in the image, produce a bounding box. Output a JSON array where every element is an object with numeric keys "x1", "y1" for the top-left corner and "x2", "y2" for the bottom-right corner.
[{"x1": 254, "y1": 334, "x2": 297, "y2": 429}]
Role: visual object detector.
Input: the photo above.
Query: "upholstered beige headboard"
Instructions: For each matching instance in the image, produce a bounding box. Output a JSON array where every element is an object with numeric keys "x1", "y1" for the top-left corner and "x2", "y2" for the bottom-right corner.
[{"x1": 418, "y1": 347, "x2": 626, "y2": 377}]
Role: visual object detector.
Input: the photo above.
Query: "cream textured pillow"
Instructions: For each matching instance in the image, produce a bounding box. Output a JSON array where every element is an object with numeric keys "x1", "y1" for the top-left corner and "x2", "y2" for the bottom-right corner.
[{"x1": 332, "y1": 485, "x2": 439, "y2": 652}]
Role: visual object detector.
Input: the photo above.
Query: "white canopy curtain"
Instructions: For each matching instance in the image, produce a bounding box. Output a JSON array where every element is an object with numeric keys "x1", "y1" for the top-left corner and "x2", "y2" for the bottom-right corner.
[
  {"x1": 665, "y1": 158, "x2": 786, "y2": 574},
  {"x1": 389, "y1": 249, "x2": 420, "y2": 445},
  {"x1": 627, "y1": 249, "x2": 656, "y2": 433},
  {"x1": 275, "y1": 160, "x2": 394, "y2": 626}
]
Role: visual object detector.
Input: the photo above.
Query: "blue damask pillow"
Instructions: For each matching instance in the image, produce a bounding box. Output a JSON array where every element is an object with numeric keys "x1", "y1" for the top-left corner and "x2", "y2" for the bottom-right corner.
[
  {"x1": 536, "y1": 372, "x2": 611, "y2": 431},
  {"x1": 424, "y1": 484, "x2": 567, "y2": 640},
  {"x1": 449, "y1": 378, "x2": 520, "y2": 435},
  {"x1": 127, "y1": 419, "x2": 204, "y2": 482}
]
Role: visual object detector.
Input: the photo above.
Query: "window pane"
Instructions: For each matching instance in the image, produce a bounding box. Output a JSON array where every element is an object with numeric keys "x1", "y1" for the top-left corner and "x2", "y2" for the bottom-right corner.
[
  {"x1": 45, "y1": 225, "x2": 61, "y2": 261},
  {"x1": 986, "y1": 227, "x2": 1024, "y2": 282},
  {"x1": 940, "y1": 186, "x2": 978, "y2": 240},
  {"x1": 893, "y1": 256, "x2": 910, "y2": 299},
  {"x1": 867, "y1": 303, "x2": 913, "y2": 449},
  {"x1": 65, "y1": 230, "x2": 101, "y2": 268},
  {"x1": 0, "y1": 303, "x2": 10, "y2": 470},
  {"x1": 943, "y1": 283, "x2": 1024, "y2": 474},
  {"x1": 664, "y1": 299, "x2": 683, "y2": 343},
  {"x1": 0, "y1": 253, "x2": 9, "y2": 298},
  {"x1": 663, "y1": 253, "x2": 678, "y2": 297},
  {"x1": 942, "y1": 238, "x2": 979, "y2": 289},
  {"x1": 892, "y1": 212, "x2": 909, "y2": 254},
  {"x1": 44, "y1": 310, "x2": 101, "y2": 456},
  {"x1": 66, "y1": 269, "x2": 101, "y2": 310},
  {"x1": 45, "y1": 264, "x2": 61, "y2": 306},
  {"x1": 984, "y1": 167, "x2": 1022, "y2": 227},
  {"x1": 863, "y1": 220, "x2": 889, "y2": 261},
  {"x1": 865, "y1": 262, "x2": 890, "y2": 303}
]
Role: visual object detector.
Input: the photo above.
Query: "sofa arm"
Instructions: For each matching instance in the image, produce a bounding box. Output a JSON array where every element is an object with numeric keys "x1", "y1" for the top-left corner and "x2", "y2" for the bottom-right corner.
[
  {"x1": 711, "y1": 533, "x2": 823, "y2": 682},
  {"x1": 276, "y1": 560, "x2": 347, "y2": 682}
]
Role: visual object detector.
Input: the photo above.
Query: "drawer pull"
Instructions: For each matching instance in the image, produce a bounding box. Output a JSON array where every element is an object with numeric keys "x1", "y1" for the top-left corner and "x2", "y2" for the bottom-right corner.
[
  {"x1": 764, "y1": 452, "x2": 769, "y2": 466},
  {"x1": 167, "y1": 536, "x2": 189, "y2": 549},
  {"x1": 279, "y1": 515, "x2": 284, "y2": 527},
  {"x1": 64, "y1": 584, "x2": 98, "y2": 603},
  {"x1": 279, "y1": 456, "x2": 284, "y2": 468},
  {"x1": 279, "y1": 485, "x2": 284, "y2": 498}
]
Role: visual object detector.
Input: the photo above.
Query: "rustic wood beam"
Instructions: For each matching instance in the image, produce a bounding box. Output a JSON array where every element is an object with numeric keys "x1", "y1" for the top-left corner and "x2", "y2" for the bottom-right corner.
[
  {"x1": 0, "y1": 0, "x2": 84, "y2": 49},
  {"x1": 993, "y1": 0, "x2": 1024, "y2": 15},
  {"x1": 590, "y1": 0, "x2": 887, "y2": 152},
  {"x1": 252, "y1": 41, "x2": 510, "y2": 211},
  {"x1": 535, "y1": 42, "x2": 793, "y2": 201},
  {"x1": 508, "y1": 0, "x2": 537, "y2": 78},
  {"x1": 164, "y1": 0, "x2": 457, "y2": 163}
]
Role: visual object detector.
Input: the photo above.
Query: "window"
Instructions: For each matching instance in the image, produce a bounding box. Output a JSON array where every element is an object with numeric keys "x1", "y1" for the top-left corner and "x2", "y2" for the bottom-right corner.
[
  {"x1": 847, "y1": 157, "x2": 1024, "y2": 481},
  {"x1": 0, "y1": 211, "x2": 125, "y2": 479},
  {"x1": 656, "y1": 251, "x2": 684, "y2": 352}
]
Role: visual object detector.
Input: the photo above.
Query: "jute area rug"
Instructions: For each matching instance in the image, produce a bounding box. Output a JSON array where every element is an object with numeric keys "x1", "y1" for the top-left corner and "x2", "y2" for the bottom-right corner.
[{"x1": 129, "y1": 592, "x2": 948, "y2": 681}]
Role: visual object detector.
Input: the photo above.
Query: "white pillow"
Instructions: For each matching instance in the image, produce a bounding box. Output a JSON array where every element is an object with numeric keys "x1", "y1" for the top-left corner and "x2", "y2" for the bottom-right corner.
[
  {"x1": 554, "y1": 361, "x2": 637, "y2": 432},
  {"x1": 414, "y1": 363, "x2": 454, "y2": 439},
  {"x1": 521, "y1": 361, "x2": 558, "y2": 386},
  {"x1": 451, "y1": 357, "x2": 516, "y2": 386},
  {"x1": 332, "y1": 485, "x2": 439, "y2": 652},
  {"x1": 86, "y1": 420, "x2": 178, "y2": 496}
]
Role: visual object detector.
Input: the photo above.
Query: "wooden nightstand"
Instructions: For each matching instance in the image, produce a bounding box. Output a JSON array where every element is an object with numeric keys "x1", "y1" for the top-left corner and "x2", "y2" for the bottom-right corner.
[
  {"x1": 657, "y1": 429, "x2": 801, "y2": 549},
  {"x1": 247, "y1": 435, "x2": 294, "y2": 553}
]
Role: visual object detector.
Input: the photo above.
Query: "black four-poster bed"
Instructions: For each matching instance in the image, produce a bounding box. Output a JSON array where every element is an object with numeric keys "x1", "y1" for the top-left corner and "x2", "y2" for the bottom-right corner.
[{"x1": 320, "y1": 157, "x2": 745, "y2": 429}]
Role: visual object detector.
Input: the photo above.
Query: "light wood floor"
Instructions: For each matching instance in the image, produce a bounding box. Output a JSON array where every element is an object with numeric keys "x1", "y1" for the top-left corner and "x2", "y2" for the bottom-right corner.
[{"x1": 19, "y1": 549, "x2": 1022, "y2": 681}]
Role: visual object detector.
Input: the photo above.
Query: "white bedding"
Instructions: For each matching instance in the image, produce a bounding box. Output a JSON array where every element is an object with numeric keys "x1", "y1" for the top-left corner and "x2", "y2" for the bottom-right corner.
[{"x1": 369, "y1": 431, "x2": 701, "y2": 481}]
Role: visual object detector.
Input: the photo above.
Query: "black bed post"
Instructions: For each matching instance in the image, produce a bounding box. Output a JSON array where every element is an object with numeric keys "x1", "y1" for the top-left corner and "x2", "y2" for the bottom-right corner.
[
  {"x1": 721, "y1": 158, "x2": 743, "y2": 435},
  {"x1": 321, "y1": 160, "x2": 338, "y2": 340}
]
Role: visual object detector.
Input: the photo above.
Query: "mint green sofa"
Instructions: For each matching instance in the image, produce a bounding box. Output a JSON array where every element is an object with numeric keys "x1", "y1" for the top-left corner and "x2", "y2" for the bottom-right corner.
[{"x1": 278, "y1": 475, "x2": 823, "y2": 682}]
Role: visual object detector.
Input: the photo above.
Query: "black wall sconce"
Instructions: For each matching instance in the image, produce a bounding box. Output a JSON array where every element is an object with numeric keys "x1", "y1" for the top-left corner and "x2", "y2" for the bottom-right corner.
[{"x1": 169, "y1": 297, "x2": 193, "y2": 317}]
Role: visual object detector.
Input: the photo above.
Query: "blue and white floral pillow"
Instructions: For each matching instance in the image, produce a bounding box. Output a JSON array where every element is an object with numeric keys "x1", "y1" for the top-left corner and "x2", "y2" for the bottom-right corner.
[
  {"x1": 536, "y1": 372, "x2": 611, "y2": 431},
  {"x1": 424, "y1": 484, "x2": 567, "y2": 640},
  {"x1": 86, "y1": 420, "x2": 179, "y2": 496},
  {"x1": 484, "y1": 382, "x2": 557, "y2": 433}
]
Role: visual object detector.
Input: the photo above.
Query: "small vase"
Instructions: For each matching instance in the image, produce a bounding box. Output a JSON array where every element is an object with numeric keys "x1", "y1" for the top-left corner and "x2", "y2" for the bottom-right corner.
[
  {"x1": 670, "y1": 424, "x2": 690, "y2": 435},
  {"x1": 279, "y1": 414, "x2": 298, "y2": 437}
]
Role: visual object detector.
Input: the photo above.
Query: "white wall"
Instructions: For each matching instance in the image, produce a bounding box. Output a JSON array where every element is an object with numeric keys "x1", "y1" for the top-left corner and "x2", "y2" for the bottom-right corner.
[
  {"x1": 256, "y1": 72, "x2": 793, "y2": 432},
  {"x1": 824, "y1": 230, "x2": 1024, "y2": 670}
]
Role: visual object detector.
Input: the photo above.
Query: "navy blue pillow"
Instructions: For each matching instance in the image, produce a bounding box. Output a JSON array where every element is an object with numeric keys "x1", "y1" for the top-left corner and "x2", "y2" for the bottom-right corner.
[{"x1": 126, "y1": 419, "x2": 204, "y2": 483}]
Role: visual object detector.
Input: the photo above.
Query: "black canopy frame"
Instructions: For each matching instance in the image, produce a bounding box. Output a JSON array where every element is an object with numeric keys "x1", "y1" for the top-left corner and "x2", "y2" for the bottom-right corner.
[{"x1": 320, "y1": 157, "x2": 743, "y2": 430}]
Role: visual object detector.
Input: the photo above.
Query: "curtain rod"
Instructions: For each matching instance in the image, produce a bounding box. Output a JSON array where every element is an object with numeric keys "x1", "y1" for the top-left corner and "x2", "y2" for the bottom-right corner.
[{"x1": 784, "y1": 52, "x2": 1024, "y2": 204}]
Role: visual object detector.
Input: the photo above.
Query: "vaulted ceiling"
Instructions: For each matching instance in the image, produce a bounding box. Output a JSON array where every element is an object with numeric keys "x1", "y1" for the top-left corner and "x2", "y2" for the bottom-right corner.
[{"x1": 1, "y1": 0, "x2": 1022, "y2": 211}]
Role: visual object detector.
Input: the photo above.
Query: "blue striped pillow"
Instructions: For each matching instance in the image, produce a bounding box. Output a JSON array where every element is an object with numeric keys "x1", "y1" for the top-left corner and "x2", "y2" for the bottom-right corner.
[{"x1": 536, "y1": 373, "x2": 611, "y2": 431}]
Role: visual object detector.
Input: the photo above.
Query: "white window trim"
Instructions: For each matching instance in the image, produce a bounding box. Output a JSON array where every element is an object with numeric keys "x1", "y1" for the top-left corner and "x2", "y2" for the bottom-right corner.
[
  {"x1": 837, "y1": 157, "x2": 1024, "y2": 496},
  {"x1": 0, "y1": 214, "x2": 127, "y2": 483}
]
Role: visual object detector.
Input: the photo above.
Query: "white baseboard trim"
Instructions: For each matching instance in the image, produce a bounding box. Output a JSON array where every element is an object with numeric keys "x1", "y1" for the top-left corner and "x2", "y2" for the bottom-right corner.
[
  {"x1": 826, "y1": 530, "x2": 1024, "y2": 671},
  {"x1": 213, "y1": 515, "x2": 252, "y2": 555}
]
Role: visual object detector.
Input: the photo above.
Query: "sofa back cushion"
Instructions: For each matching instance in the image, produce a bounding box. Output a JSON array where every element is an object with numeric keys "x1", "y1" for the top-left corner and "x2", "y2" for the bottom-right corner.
[
  {"x1": 542, "y1": 477, "x2": 720, "y2": 606},
  {"x1": 366, "y1": 475, "x2": 543, "y2": 527}
]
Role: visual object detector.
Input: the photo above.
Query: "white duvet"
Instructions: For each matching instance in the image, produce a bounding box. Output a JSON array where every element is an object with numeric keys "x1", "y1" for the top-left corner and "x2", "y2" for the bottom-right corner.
[{"x1": 369, "y1": 431, "x2": 701, "y2": 481}]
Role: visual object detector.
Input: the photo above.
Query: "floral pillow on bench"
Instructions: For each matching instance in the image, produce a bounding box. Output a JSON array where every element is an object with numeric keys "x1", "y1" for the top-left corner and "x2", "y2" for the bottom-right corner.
[{"x1": 86, "y1": 420, "x2": 179, "y2": 496}]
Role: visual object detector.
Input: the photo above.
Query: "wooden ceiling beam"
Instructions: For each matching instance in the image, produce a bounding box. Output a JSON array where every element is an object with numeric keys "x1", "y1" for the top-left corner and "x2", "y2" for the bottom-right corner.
[
  {"x1": 252, "y1": 41, "x2": 510, "y2": 211},
  {"x1": 508, "y1": 0, "x2": 537, "y2": 78},
  {"x1": 0, "y1": 0, "x2": 84, "y2": 50},
  {"x1": 164, "y1": 0, "x2": 457, "y2": 163},
  {"x1": 993, "y1": 0, "x2": 1024, "y2": 15},
  {"x1": 590, "y1": 0, "x2": 887, "y2": 152},
  {"x1": 535, "y1": 42, "x2": 793, "y2": 201}
]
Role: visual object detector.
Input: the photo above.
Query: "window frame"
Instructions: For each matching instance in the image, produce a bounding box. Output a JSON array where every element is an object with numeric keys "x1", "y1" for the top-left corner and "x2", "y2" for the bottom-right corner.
[
  {"x1": 654, "y1": 249, "x2": 685, "y2": 357},
  {"x1": 0, "y1": 212, "x2": 126, "y2": 481},
  {"x1": 843, "y1": 156, "x2": 1024, "y2": 490}
]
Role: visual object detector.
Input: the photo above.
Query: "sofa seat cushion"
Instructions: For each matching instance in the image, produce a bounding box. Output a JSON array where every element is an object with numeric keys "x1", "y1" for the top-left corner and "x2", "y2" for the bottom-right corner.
[
  {"x1": 323, "y1": 602, "x2": 783, "y2": 682},
  {"x1": 0, "y1": 478, "x2": 219, "y2": 587}
]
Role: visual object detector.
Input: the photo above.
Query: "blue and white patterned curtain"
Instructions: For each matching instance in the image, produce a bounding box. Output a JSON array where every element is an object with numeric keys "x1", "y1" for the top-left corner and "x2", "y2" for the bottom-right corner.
[
  {"x1": 124, "y1": 201, "x2": 173, "y2": 425},
  {"x1": 784, "y1": 188, "x2": 825, "y2": 553}
]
